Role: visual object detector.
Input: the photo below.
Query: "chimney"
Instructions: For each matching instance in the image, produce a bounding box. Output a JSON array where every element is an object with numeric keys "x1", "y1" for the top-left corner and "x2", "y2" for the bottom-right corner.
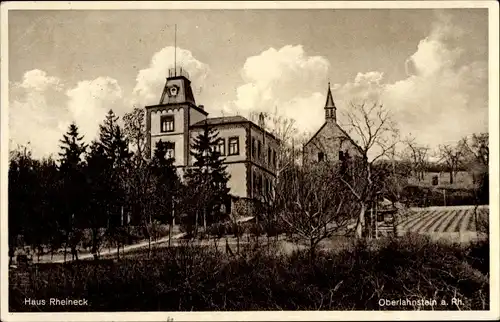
[
  {"x1": 258, "y1": 112, "x2": 265, "y2": 129},
  {"x1": 198, "y1": 105, "x2": 204, "y2": 110}
]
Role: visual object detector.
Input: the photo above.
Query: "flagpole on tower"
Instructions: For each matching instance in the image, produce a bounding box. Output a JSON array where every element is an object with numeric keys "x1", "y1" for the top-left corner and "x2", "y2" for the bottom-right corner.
[{"x1": 174, "y1": 24, "x2": 177, "y2": 77}]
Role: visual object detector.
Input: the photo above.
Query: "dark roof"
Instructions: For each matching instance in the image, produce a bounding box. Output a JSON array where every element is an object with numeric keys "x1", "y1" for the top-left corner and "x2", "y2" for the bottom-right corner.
[
  {"x1": 325, "y1": 83, "x2": 336, "y2": 109},
  {"x1": 304, "y1": 121, "x2": 364, "y2": 155},
  {"x1": 190, "y1": 115, "x2": 278, "y2": 141},
  {"x1": 191, "y1": 115, "x2": 249, "y2": 127}
]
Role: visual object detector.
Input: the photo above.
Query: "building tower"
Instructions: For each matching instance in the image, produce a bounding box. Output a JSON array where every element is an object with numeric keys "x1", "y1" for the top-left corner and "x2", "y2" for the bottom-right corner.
[
  {"x1": 324, "y1": 82, "x2": 336, "y2": 123},
  {"x1": 145, "y1": 67, "x2": 208, "y2": 166}
]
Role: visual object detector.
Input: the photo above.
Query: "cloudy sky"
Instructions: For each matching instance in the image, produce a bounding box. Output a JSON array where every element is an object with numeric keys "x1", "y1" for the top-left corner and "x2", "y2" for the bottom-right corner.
[{"x1": 8, "y1": 8, "x2": 489, "y2": 158}]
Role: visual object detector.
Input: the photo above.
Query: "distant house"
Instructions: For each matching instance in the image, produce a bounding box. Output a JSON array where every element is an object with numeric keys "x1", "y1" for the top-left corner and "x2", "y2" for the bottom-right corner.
[
  {"x1": 303, "y1": 83, "x2": 362, "y2": 165},
  {"x1": 145, "y1": 67, "x2": 278, "y2": 215}
]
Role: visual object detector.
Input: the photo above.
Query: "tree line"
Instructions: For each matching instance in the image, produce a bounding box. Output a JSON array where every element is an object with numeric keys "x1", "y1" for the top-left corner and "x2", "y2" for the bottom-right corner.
[
  {"x1": 9, "y1": 101, "x2": 489, "y2": 263},
  {"x1": 8, "y1": 109, "x2": 231, "y2": 263}
]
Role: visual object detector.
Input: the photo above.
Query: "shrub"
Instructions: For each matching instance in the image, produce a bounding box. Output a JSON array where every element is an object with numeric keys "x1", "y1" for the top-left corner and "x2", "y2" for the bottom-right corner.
[
  {"x1": 9, "y1": 235, "x2": 489, "y2": 311},
  {"x1": 225, "y1": 222, "x2": 245, "y2": 237},
  {"x1": 206, "y1": 223, "x2": 226, "y2": 238},
  {"x1": 248, "y1": 223, "x2": 264, "y2": 237}
]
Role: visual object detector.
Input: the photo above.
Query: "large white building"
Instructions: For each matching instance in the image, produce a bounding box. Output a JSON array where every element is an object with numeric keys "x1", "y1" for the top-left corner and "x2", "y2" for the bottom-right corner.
[{"x1": 145, "y1": 68, "x2": 279, "y2": 214}]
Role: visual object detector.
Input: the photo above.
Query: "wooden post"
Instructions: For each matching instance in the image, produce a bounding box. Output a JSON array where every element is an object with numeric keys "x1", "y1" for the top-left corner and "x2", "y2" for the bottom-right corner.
[
  {"x1": 203, "y1": 208, "x2": 207, "y2": 231},
  {"x1": 195, "y1": 211, "x2": 199, "y2": 236},
  {"x1": 169, "y1": 197, "x2": 174, "y2": 247},
  {"x1": 370, "y1": 207, "x2": 374, "y2": 239}
]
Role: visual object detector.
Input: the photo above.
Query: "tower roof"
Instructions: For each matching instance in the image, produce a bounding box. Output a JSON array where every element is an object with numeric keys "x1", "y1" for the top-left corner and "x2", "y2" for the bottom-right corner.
[
  {"x1": 325, "y1": 82, "x2": 336, "y2": 109},
  {"x1": 158, "y1": 67, "x2": 196, "y2": 106}
]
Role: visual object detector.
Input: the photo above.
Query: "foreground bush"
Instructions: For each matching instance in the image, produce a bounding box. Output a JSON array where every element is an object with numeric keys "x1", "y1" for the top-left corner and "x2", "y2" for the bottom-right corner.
[{"x1": 9, "y1": 235, "x2": 489, "y2": 311}]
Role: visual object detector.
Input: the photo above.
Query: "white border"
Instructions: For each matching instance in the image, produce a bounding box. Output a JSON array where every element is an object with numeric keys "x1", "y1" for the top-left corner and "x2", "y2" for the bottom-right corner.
[{"x1": 1, "y1": 1, "x2": 499, "y2": 321}]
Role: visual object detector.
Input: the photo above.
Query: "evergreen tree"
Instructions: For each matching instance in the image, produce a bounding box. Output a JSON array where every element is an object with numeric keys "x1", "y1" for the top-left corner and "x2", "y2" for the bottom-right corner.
[
  {"x1": 34, "y1": 157, "x2": 61, "y2": 261},
  {"x1": 93, "y1": 110, "x2": 132, "y2": 228},
  {"x1": 84, "y1": 141, "x2": 113, "y2": 259},
  {"x1": 58, "y1": 122, "x2": 88, "y2": 172},
  {"x1": 150, "y1": 140, "x2": 182, "y2": 230},
  {"x1": 8, "y1": 144, "x2": 38, "y2": 262},
  {"x1": 184, "y1": 123, "x2": 230, "y2": 230},
  {"x1": 85, "y1": 110, "x2": 132, "y2": 259},
  {"x1": 98, "y1": 110, "x2": 119, "y2": 162},
  {"x1": 57, "y1": 122, "x2": 87, "y2": 261}
]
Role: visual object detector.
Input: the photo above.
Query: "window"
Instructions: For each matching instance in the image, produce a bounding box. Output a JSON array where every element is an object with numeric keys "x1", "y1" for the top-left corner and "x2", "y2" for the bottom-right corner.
[
  {"x1": 258, "y1": 141, "x2": 262, "y2": 160},
  {"x1": 268, "y1": 147, "x2": 271, "y2": 165},
  {"x1": 264, "y1": 178, "x2": 268, "y2": 196},
  {"x1": 273, "y1": 150, "x2": 277, "y2": 167},
  {"x1": 165, "y1": 142, "x2": 175, "y2": 159},
  {"x1": 160, "y1": 115, "x2": 174, "y2": 132},
  {"x1": 318, "y1": 152, "x2": 325, "y2": 162},
  {"x1": 339, "y1": 151, "x2": 344, "y2": 161},
  {"x1": 252, "y1": 138, "x2": 256, "y2": 159},
  {"x1": 228, "y1": 137, "x2": 239, "y2": 155},
  {"x1": 213, "y1": 138, "x2": 225, "y2": 156}
]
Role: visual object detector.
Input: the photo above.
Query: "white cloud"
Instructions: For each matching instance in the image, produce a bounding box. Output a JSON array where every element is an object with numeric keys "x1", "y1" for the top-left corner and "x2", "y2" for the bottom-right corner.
[
  {"x1": 332, "y1": 71, "x2": 386, "y2": 109},
  {"x1": 229, "y1": 45, "x2": 330, "y2": 134},
  {"x1": 382, "y1": 13, "x2": 488, "y2": 147},
  {"x1": 9, "y1": 70, "x2": 68, "y2": 159},
  {"x1": 16, "y1": 69, "x2": 63, "y2": 92},
  {"x1": 9, "y1": 46, "x2": 210, "y2": 158},
  {"x1": 226, "y1": 13, "x2": 486, "y2": 152},
  {"x1": 66, "y1": 77, "x2": 125, "y2": 142},
  {"x1": 132, "y1": 46, "x2": 210, "y2": 107},
  {"x1": 327, "y1": 14, "x2": 486, "y2": 150},
  {"x1": 9, "y1": 13, "x2": 487, "y2": 159},
  {"x1": 10, "y1": 71, "x2": 126, "y2": 158}
]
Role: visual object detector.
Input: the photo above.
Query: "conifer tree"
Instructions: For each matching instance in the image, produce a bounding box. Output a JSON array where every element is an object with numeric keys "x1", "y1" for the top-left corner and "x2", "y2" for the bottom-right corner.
[
  {"x1": 58, "y1": 122, "x2": 88, "y2": 172},
  {"x1": 93, "y1": 110, "x2": 132, "y2": 228},
  {"x1": 98, "y1": 110, "x2": 119, "y2": 161},
  {"x1": 90, "y1": 110, "x2": 132, "y2": 259},
  {"x1": 35, "y1": 157, "x2": 61, "y2": 261},
  {"x1": 149, "y1": 140, "x2": 182, "y2": 244},
  {"x1": 57, "y1": 122, "x2": 87, "y2": 261},
  {"x1": 184, "y1": 122, "x2": 230, "y2": 230},
  {"x1": 85, "y1": 142, "x2": 111, "y2": 259},
  {"x1": 8, "y1": 144, "x2": 38, "y2": 263}
]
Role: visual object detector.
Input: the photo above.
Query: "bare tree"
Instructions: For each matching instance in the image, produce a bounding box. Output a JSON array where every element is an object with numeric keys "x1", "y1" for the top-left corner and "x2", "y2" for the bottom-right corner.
[
  {"x1": 279, "y1": 163, "x2": 355, "y2": 261},
  {"x1": 123, "y1": 108, "x2": 147, "y2": 167},
  {"x1": 127, "y1": 162, "x2": 157, "y2": 257},
  {"x1": 458, "y1": 133, "x2": 488, "y2": 168},
  {"x1": 339, "y1": 101, "x2": 400, "y2": 239},
  {"x1": 402, "y1": 135, "x2": 429, "y2": 181},
  {"x1": 249, "y1": 108, "x2": 302, "y2": 177},
  {"x1": 459, "y1": 133, "x2": 489, "y2": 231},
  {"x1": 437, "y1": 144, "x2": 463, "y2": 185}
]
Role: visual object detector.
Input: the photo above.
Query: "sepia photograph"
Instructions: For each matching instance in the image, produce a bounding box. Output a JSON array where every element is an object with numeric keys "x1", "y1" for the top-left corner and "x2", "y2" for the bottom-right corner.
[{"x1": 1, "y1": 1, "x2": 498, "y2": 321}]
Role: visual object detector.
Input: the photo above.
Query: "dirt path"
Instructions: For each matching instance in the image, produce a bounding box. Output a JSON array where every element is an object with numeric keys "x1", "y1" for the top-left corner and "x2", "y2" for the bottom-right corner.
[{"x1": 39, "y1": 233, "x2": 187, "y2": 263}]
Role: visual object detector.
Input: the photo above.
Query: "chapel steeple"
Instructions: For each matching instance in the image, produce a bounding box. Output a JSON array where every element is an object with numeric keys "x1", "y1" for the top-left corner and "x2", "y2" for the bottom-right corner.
[{"x1": 325, "y1": 82, "x2": 336, "y2": 123}]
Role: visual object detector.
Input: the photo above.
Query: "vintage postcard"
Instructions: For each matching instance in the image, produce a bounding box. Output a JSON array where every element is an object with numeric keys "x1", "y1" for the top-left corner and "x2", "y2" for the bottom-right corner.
[{"x1": 1, "y1": 1, "x2": 499, "y2": 321}]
